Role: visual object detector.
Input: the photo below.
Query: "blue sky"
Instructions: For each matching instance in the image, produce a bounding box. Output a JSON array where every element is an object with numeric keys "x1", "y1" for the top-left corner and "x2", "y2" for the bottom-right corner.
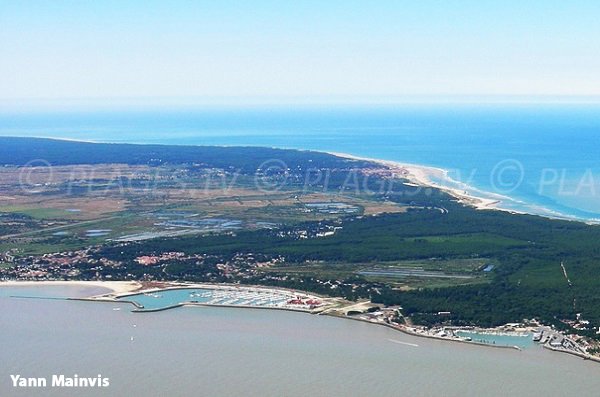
[{"x1": 1, "y1": 1, "x2": 600, "y2": 103}]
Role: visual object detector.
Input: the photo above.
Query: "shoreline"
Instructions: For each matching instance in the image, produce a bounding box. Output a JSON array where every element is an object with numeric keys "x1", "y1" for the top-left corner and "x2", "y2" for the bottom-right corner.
[
  {"x1": 3, "y1": 280, "x2": 600, "y2": 363},
  {"x1": 89, "y1": 283, "x2": 529, "y2": 351},
  {"x1": 2, "y1": 135, "x2": 595, "y2": 223},
  {"x1": 329, "y1": 151, "x2": 594, "y2": 223},
  {"x1": 333, "y1": 313, "x2": 523, "y2": 351},
  {"x1": 103, "y1": 283, "x2": 600, "y2": 362},
  {"x1": 328, "y1": 151, "x2": 509, "y2": 211}
]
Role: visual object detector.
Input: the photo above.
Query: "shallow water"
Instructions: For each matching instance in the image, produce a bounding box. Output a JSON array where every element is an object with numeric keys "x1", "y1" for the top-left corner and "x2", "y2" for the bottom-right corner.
[
  {"x1": 1, "y1": 286, "x2": 599, "y2": 397},
  {"x1": 118, "y1": 287, "x2": 291, "y2": 310}
]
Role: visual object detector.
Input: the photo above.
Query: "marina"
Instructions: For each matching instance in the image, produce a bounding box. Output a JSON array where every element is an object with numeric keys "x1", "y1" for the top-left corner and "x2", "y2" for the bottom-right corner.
[
  {"x1": 113, "y1": 285, "x2": 327, "y2": 312},
  {"x1": 454, "y1": 330, "x2": 533, "y2": 349},
  {"x1": 7, "y1": 281, "x2": 597, "y2": 360},
  {"x1": 2, "y1": 284, "x2": 600, "y2": 397}
]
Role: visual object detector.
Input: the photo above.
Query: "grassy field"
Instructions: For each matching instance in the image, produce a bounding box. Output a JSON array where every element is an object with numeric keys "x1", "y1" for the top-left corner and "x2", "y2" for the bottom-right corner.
[
  {"x1": 0, "y1": 206, "x2": 77, "y2": 220},
  {"x1": 261, "y1": 258, "x2": 492, "y2": 289},
  {"x1": 0, "y1": 164, "x2": 407, "y2": 256}
]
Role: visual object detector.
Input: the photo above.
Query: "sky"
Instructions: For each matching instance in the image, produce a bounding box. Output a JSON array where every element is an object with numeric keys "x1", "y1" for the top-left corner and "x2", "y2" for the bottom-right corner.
[{"x1": 1, "y1": 1, "x2": 600, "y2": 104}]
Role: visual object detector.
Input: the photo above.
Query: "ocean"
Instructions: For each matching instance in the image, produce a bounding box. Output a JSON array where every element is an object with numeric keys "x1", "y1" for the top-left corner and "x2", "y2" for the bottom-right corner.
[
  {"x1": 2, "y1": 285, "x2": 600, "y2": 397},
  {"x1": 2, "y1": 103, "x2": 600, "y2": 220}
]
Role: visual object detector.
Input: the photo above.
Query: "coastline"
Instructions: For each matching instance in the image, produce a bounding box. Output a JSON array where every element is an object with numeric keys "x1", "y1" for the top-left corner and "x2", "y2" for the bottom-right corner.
[
  {"x1": 328, "y1": 151, "x2": 506, "y2": 211},
  {"x1": 333, "y1": 313, "x2": 523, "y2": 351},
  {"x1": 105, "y1": 283, "x2": 600, "y2": 363},
  {"x1": 2, "y1": 135, "x2": 593, "y2": 222},
  {"x1": 86, "y1": 282, "x2": 529, "y2": 351},
  {"x1": 329, "y1": 150, "x2": 594, "y2": 223},
  {"x1": 3, "y1": 280, "x2": 600, "y2": 363},
  {"x1": 0, "y1": 136, "x2": 516, "y2": 214}
]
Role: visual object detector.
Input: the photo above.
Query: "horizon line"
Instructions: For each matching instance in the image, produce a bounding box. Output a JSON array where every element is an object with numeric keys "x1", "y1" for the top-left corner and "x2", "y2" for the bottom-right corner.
[{"x1": 2, "y1": 94, "x2": 600, "y2": 109}]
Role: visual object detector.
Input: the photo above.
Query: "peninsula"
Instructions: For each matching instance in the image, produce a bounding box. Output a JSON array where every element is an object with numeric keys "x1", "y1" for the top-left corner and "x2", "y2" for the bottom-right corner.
[{"x1": 1, "y1": 137, "x2": 600, "y2": 361}]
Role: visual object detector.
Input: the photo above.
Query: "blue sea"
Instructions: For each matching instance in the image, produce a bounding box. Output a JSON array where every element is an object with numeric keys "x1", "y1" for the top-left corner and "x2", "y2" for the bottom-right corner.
[{"x1": 2, "y1": 103, "x2": 600, "y2": 221}]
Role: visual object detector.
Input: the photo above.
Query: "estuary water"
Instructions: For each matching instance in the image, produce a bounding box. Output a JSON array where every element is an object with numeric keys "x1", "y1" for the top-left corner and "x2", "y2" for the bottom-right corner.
[
  {"x1": 2, "y1": 103, "x2": 600, "y2": 220},
  {"x1": 1, "y1": 285, "x2": 600, "y2": 397}
]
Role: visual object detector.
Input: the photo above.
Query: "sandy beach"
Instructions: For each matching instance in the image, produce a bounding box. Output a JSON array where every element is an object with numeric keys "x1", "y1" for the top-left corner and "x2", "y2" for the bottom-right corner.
[
  {"x1": 0, "y1": 280, "x2": 141, "y2": 295},
  {"x1": 333, "y1": 151, "x2": 600, "y2": 224},
  {"x1": 330, "y1": 151, "x2": 507, "y2": 211}
]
